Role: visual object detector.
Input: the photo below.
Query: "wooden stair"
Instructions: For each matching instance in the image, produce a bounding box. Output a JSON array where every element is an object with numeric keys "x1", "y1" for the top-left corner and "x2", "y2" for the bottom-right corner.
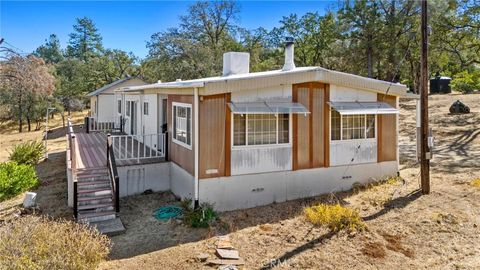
[{"x1": 76, "y1": 168, "x2": 116, "y2": 223}]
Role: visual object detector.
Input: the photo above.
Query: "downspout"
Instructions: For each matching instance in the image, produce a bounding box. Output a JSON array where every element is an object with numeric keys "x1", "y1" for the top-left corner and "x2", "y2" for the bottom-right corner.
[{"x1": 194, "y1": 87, "x2": 200, "y2": 208}]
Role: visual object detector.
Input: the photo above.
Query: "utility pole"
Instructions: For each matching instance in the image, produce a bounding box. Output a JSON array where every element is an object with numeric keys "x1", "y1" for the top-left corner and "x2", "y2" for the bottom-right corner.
[{"x1": 420, "y1": 0, "x2": 430, "y2": 194}]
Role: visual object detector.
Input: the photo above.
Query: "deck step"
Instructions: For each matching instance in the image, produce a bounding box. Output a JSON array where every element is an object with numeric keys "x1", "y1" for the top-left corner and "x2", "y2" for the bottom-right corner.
[
  {"x1": 77, "y1": 180, "x2": 110, "y2": 186},
  {"x1": 77, "y1": 172, "x2": 110, "y2": 178},
  {"x1": 77, "y1": 203, "x2": 114, "y2": 211},
  {"x1": 77, "y1": 193, "x2": 113, "y2": 202},
  {"x1": 77, "y1": 210, "x2": 116, "y2": 223},
  {"x1": 77, "y1": 188, "x2": 111, "y2": 194},
  {"x1": 89, "y1": 218, "x2": 125, "y2": 236}
]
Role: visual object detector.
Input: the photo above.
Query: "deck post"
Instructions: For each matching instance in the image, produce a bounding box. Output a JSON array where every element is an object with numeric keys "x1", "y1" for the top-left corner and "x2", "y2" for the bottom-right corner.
[
  {"x1": 85, "y1": 117, "x2": 90, "y2": 133},
  {"x1": 115, "y1": 176, "x2": 120, "y2": 212},
  {"x1": 73, "y1": 181, "x2": 78, "y2": 219},
  {"x1": 164, "y1": 131, "x2": 169, "y2": 161}
]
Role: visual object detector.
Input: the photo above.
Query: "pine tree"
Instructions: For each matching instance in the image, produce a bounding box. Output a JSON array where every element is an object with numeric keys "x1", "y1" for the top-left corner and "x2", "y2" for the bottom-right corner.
[{"x1": 66, "y1": 17, "x2": 103, "y2": 61}]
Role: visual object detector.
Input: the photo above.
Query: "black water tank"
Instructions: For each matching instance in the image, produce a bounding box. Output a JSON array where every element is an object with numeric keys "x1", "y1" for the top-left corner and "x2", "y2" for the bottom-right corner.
[{"x1": 430, "y1": 75, "x2": 451, "y2": 94}]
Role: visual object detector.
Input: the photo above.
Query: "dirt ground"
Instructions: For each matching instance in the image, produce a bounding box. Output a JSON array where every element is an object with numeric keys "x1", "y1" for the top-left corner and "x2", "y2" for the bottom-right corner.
[
  {"x1": 99, "y1": 93, "x2": 480, "y2": 270},
  {"x1": 0, "y1": 111, "x2": 87, "y2": 222},
  {"x1": 1, "y1": 94, "x2": 480, "y2": 270}
]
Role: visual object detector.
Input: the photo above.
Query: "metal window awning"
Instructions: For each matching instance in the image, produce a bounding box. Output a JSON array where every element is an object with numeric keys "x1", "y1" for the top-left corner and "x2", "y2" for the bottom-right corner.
[
  {"x1": 328, "y1": 101, "x2": 399, "y2": 115},
  {"x1": 228, "y1": 101, "x2": 310, "y2": 114}
]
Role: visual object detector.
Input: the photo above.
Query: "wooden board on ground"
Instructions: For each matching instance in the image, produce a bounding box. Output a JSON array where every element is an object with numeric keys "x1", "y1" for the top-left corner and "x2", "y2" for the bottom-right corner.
[{"x1": 216, "y1": 248, "x2": 240, "y2": 260}]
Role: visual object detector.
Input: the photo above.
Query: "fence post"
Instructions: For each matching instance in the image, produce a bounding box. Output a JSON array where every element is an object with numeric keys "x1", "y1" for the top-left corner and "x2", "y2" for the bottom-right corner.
[{"x1": 107, "y1": 133, "x2": 111, "y2": 162}]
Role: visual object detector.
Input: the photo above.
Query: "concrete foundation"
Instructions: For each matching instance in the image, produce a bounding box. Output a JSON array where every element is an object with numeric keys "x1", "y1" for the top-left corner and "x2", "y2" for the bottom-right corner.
[{"x1": 198, "y1": 161, "x2": 398, "y2": 211}]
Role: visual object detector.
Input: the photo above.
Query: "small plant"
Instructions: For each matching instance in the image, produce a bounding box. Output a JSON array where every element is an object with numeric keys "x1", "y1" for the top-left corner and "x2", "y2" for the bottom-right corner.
[
  {"x1": 0, "y1": 161, "x2": 40, "y2": 202},
  {"x1": 471, "y1": 178, "x2": 480, "y2": 188},
  {"x1": 304, "y1": 203, "x2": 364, "y2": 232},
  {"x1": 9, "y1": 141, "x2": 46, "y2": 166},
  {"x1": 181, "y1": 200, "x2": 217, "y2": 228},
  {"x1": 0, "y1": 216, "x2": 110, "y2": 270}
]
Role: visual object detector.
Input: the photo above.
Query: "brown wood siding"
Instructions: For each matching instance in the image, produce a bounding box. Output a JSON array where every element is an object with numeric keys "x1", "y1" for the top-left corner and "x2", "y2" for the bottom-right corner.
[
  {"x1": 167, "y1": 95, "x2": 194, "y2": 175},
  {"x1": 296, "y1": 86, "x2": 311, "y2": 169},
  {"x1": 311, "y1": 83, "x2": 325, "y2": 167},
  {"x1": 292, "y1": 82, "x2": 327, "y2": 170},
  {"x1": 199, "y1": 94, "x2": 227, "y2": 179},
  {"x1": 323, "y1": 85, "x2": 330, "y2": 167},
  {"x1": 224, "y1": 93, "x2": 231, "y2": 177},
  {"x1": 377, "y1": 94, "x2": 397, "y2": 162}
]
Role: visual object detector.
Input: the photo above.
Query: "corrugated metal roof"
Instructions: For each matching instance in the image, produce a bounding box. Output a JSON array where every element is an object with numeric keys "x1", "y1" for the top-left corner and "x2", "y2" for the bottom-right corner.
[
  {"x1": 121, "y1": 67, "x2": 410, "y2": 97},
  {"x1": 87, "y1": 77, "x2": 137, "y2": 97}
]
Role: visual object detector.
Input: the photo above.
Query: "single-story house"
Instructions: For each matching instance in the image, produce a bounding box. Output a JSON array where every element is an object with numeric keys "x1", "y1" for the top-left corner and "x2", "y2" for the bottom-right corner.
[
  {"x1": 110, "y1": 40, "x2": 415, "y2": 211},
  {"x1": 87, "y1": 77, "x2": 147, "y2": 125}
]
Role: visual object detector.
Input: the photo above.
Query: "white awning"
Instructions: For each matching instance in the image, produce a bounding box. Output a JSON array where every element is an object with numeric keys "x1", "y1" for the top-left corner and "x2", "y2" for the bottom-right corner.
[
  {"x1": 228, "y1": 101, "x2": 310, "y2": 114},
  {"x1": 328, "y1": 101, "x2": 399, "y2": 115}
]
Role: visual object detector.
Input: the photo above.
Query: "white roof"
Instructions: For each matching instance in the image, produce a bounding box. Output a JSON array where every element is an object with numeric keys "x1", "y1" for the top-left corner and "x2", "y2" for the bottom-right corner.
[{"x1": 121, "y1": 66, "x2": 410, "y2": 97}]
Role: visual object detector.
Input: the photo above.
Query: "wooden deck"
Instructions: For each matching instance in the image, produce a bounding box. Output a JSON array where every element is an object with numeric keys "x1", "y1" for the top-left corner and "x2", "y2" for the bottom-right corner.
[
  {"x1": 74, "y1": 132, "x2": 164, "y2": 168},
  {"x1": 74, "y1": 132, "x2": 108, "y2": 169}
]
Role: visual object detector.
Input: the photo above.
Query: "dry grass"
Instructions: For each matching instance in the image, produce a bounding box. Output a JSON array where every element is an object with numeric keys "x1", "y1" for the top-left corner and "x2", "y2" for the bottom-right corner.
[
  {"x1": 0, "y1": 215, "x2": 110, "y2": 270},
  {"x1": 304, "y1": 203, "x2": 364, "y2": 232},
  {"x1": 380, "y1": 232, "x2": 415, "y2": 258},
  {"x1": 362, "y1": 242, "x2": 386, "y2": 259}
]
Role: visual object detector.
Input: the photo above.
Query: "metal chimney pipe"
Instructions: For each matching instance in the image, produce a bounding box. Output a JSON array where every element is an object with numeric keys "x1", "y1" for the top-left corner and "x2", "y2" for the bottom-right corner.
[{"x1": 282, "y1": 37, "x2": 295, "y2": 71}]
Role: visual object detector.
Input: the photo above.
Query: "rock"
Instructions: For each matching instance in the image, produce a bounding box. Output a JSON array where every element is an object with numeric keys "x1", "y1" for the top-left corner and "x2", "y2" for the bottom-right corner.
[
  {"x1": 196, "y1": 253, "x2": 210, "y2": 262},
  {"x1": 23, "y1": 192, "x2": 37, "y2": 208},
  {"x1": 218, "y1": 265, "x2": 237, "y2": 270}
]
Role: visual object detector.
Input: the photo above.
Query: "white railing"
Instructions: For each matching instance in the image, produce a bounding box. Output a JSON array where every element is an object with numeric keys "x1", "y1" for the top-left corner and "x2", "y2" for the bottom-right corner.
[
  {"x1": 110, "y1": 133, "x2": 166, "y2": 161},
  {"x1": 87, "y1": 117, "x2": 115, "y2": 133}
]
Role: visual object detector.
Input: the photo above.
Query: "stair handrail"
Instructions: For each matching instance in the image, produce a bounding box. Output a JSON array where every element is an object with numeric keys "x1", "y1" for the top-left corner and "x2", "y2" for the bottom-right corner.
[{"x1": 106, "y1": 134, "x2": 120, "y2": 212}]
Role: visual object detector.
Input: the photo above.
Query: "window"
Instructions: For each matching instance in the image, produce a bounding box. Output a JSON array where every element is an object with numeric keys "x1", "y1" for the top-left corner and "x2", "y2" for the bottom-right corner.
[
  {"x1": 172, "y1": 102, "x2": 192, "y2": 148},
  {"x1": 117, "y1": 100, "x2": 122, "y2": 114},
  {"x1": 143, "y1": 102, "x2": 149, "y2": 115},
  {"x1": 331, "y1": 110, "x2": 376, "y2": 141},
  {"x1": 233, "y1": 113, "x2": 290, "y2": 146},
  {"x1": 126, "y1": 101, "x2": 131, "y2": 116}
]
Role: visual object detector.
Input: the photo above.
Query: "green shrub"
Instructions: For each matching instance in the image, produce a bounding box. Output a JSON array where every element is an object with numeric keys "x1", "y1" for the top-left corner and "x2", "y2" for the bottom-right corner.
[
  {"x1": 0, "y1": 216, "x2": 110, "y2": 270},
  {"x1": 304, "y1": 203, "x2": 364, "y2": 232},
  {"x1": 0, "y1": 162, "x2": 39, "y2": 202},
  {"x1": 9, "y1": 141, "x2": 46, "y2": 166},
  {"x1": 181, "y1": 200, "x2": 217, "y2": 228},
  {"x1": 451, "y1": 70, "x2": 480, "y2": 93}
]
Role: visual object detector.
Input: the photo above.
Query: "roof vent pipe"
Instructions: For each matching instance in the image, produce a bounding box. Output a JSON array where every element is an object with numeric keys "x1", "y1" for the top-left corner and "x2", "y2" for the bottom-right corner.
[{"x1": 282, "y1": 37, "x2": 296, "y2": 71}]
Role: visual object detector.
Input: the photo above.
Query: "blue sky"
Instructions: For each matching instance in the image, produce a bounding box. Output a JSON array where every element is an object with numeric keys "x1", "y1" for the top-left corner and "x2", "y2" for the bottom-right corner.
[{"x1": 1, "y1": 1, "x2": 338, "y2": 59}]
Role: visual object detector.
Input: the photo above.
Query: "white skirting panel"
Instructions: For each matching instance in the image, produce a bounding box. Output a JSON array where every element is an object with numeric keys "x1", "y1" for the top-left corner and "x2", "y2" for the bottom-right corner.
[
  {"x1": 117, "y1": 162, "x2": 171, "y2": 197},
  {"x1": 170, "y1": 162, "x2": 195, "y2": 200},
  {"x1": 199, "y1": 161, "x2": 398, "y2": 212}
]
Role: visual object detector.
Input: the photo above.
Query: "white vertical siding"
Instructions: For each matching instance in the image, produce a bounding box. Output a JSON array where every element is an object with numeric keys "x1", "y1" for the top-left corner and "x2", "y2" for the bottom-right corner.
[
  {"x1": 231, "y1": 146, "x2": 292, "y2": 175},
  {"x1": 231, "y1": 85, "x2": 292, "y2": 102},
  {"x1": 97, "y1": 95, "x2": 115, "y2": 122},
  {"x1": 330, "y1": 140, "x2": 377, "y2": 166},
  {"x1": 330, "y1": 85, "x2": 376, "y2": 102}
]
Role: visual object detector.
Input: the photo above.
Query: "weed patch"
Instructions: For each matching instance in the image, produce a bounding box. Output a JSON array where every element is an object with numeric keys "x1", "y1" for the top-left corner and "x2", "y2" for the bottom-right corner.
[
  {"x1": 304, "y1": 204, "x2": 364, "y2": 232},
  {"x1": 181, "y1": 199, "x2": 217, "y2": 228},
  {"x1": 471, "y1": 178, "x2": 480, "y2": 188}
]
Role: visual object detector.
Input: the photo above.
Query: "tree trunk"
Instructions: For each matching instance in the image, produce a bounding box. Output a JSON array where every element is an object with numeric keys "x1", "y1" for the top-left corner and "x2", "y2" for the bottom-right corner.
[
  {"x1": 62, "y1": 112, "x2": 65, "y2": 127},
  {"x1": 27, "y1": 117, "x2": 31, "y2": 132},
  {"x1": 18, "y1": 94, "x2": 23, "y2": 133},
  {"x1": 367, "y1": 43, "x2": 373, "y2": 78}
]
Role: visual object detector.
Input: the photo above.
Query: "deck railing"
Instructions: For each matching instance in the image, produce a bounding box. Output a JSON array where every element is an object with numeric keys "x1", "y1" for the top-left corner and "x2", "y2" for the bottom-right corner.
[
  {"x1": 66, "y1": 118, "x2": 78, "y2": 219},
  {"x1": 110, "y1": 133, "x2": 167, "y2": 162},
  {"x1": 85, "y1": 117, "x2": 115, "y2": 133},
  {"x1": 106, "y1": 135, "x2": 120, "y2": 212}
]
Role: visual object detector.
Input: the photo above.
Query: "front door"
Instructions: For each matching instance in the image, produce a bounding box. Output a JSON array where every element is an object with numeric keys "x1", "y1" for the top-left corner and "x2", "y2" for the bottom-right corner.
[{"x1": 130, "y1": 101, "x2": 137, "y2": 135}]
